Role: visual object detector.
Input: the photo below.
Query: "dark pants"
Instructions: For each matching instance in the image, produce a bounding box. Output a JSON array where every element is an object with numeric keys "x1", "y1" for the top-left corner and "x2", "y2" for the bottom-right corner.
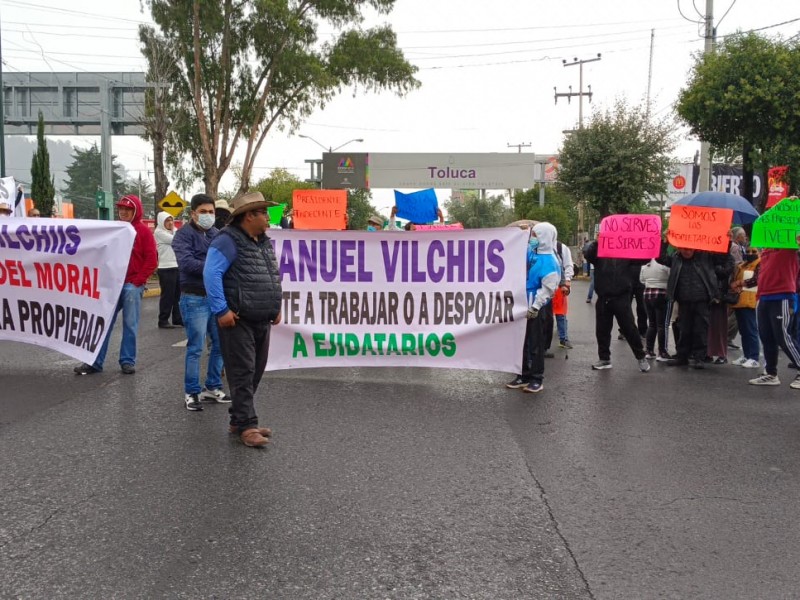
[
  {"x1": 757, "y1": 299, "x2": 800, "y2": 376},
  {"x1": 644, "y1": 292, "x2": 668, "y2": 355},
  {"x1": 734, "y1": 307, "x2": 759, "y2": 362},
  {"x1": 632, "y1": 285, "x2": 647, "y2": 337},
  {"x1": 218, "y1": 319, "x2": 272, "y2": 432},
  {"x1": 675, "y1": 300, "x2": 709, "y2": 361},
  {"x1": 157, "y1": 268, "x2": 182, "y2": 326},
  {"x1": 596, "y1": 294, "x2": 645, "y2": 361},
  {"x1": 520, "y1": 314, "x2": 545, "y2": 384},
  {"x1": 542, "y1": 301, "x2": 555, "y2": 351}
]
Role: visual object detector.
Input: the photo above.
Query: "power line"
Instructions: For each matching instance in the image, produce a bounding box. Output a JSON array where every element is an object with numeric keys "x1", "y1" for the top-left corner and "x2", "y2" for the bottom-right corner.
[
  {"x1": 3, "y1": 0, "x2": 150, "y2": 24},
  {"x1": 401, "y1": 24, "x2": 690, "y2": 50}
]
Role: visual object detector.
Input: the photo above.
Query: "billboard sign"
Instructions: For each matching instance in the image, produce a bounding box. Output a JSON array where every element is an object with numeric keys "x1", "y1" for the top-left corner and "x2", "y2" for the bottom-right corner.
[
  {"x1": 368, "y1": 153, "x2": 538, "y2": 189},
  {"x1": 321, "y1": 152, "x2": 369, "y2": 189}
]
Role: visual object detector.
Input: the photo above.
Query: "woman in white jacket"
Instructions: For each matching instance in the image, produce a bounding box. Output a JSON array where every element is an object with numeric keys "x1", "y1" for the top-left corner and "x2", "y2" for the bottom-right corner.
[
  {"x1": 640, "y1": 257, "x2": 671, "y2": 360},
  {"x1": 154, "y1": 211, "x2": 183, "y2": 328}
]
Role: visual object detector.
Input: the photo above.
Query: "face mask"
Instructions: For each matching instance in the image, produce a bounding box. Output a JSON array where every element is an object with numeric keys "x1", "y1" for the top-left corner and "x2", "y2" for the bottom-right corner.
[
  {"x1": 528, "y1": 238, "x2": 539, "y2": 251},
  {"x1": 197, "y1": 213, "x2": 215, "y2": 230},
  {"x1": 367, "y1": 226, "x2": 376, "y2": 231}
]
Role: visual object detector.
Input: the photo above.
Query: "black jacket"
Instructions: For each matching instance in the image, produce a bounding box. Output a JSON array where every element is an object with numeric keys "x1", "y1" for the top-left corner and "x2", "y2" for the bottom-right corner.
[
  {"x1": 661, "y1": 251, "x2": 732, "y2": 303},
  {"x1": 583, "y1": 240, "x2": 644, "y2": 298}
]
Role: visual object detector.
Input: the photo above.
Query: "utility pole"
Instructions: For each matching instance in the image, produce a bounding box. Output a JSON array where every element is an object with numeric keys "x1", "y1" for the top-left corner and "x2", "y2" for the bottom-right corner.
[
  {"x1": 506, "y1": 143, "x2": 531, "y2": 209},
  {"x1": 554, "y1": 53, "x2": 601, "y2": 128},
  {"x1": 0, "y1": 8, "x2": 6, "y2": 178},
  {"x1": 646, "y1": 29, "x2": 655, "y2": 120},
  {"x1": 697, "y1": 0, "x2": 715, "y2": 192},
  {"x1": 506, "y1": 142, "x2": 531, "y2": 153}
]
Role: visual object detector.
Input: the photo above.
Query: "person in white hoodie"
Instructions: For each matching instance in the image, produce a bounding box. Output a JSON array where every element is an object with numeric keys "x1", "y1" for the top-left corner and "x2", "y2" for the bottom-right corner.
[
  {"x1": 155, "y1": 211, "x2": 183, "y2": 328},
  {"x1": 640, "y1": 252, "x2": 671, "y2": 361}
]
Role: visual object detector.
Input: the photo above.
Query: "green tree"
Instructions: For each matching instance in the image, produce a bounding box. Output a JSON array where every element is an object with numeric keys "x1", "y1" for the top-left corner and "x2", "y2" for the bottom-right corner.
[
  {"x1": 557, "y1": 100, "x2": 676, "y2": 217},
  {"x1": 513, "y1": 185, "x2": 580, "y2": 244},
  {"x1": 61, "y1": 145, "x2": 125, "y2": 219},
  {"x1": 676, "y1": 32, "x2": 800, "y2": 205},
  {"x1": 141, "y1": 0, "x2": 419, "y2": 197},
  {"x1": 347, "y1": 188, "x2": 380, "y2": 230},
  {"x1": 250, "y1": 168, "x2": 315, "y2": 206},
  {"x1": 443, "y1": 192, "x2": 514, "y2": 229},
  {"x1": 138, "y1": 26, "x2": 180, "y2": 204},
  {"x1": 30, "y1": 111, "x2": 55, "y2": 217}
]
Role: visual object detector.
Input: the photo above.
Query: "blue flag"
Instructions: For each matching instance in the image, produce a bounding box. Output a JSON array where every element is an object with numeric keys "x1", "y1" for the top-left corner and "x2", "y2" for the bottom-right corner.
[{"x1": 394, "y1": 188, "x2": 438, "y2": 224}]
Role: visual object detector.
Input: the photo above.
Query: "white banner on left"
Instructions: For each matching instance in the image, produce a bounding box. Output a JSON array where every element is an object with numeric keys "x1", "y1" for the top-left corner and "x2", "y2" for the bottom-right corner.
[{"x1": 0, "y1": 218, "x2": 136, "y2": 363}]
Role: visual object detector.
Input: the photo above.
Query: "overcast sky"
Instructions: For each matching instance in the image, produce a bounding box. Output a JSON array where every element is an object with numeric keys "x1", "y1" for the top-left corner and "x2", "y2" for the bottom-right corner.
[{"x1": 2, "y1": 0, "x2": 798, "y2": 214}]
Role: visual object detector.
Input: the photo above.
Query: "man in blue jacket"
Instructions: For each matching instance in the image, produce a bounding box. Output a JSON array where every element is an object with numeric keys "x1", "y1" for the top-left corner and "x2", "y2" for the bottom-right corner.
[
  {"x1": 173, "y1": 194, "x2": 228, "y2": 411},
  {"x1": 204, "y1": 192, "x2": 283, "y2": 448},
  {"x1": 506, "y1": 222, "x2": 561, "y2": 394}
]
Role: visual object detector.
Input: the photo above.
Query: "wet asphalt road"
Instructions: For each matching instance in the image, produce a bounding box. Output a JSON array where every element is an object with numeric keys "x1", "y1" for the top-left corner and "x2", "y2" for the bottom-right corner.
[{"x1": 1, "y1": 280, "x2": 800, "y2": 599}]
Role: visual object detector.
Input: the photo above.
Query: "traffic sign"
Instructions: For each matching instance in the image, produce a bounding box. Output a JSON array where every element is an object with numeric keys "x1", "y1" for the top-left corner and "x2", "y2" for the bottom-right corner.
[
  {"x1": 158, "y1": 191, "x2": 186, "y2": 218},
  {"x1": 95, "y1": 189, "x2": 112, "y2": 209}
]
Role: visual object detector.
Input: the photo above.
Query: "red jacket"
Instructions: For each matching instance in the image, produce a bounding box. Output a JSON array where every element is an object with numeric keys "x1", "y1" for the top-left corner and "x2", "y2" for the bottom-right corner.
[
  {"x1": 756, "y1": 249, "x2": 799, "y2": 298},
  {"x1": 120, "y1": 194, "x2": 158, "y2": 286}
]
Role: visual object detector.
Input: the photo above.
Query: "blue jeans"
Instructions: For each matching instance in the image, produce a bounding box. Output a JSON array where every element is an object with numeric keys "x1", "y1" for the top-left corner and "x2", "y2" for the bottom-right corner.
[
  {"x1": 734, "y1": 307, "x2": 759, "y2": 361},
  {"x1": 587, "y1": 269, "x2": 594, "y2": 300},
  {"x1": 179, "y1": 293, "x2": 223, "y2": 394},
  {"x1": 556, "y1": 314, "x2": 568, "y2": 341},
  {"x1": 93, "y1": 283, "x2": 143, "y2": 370}
]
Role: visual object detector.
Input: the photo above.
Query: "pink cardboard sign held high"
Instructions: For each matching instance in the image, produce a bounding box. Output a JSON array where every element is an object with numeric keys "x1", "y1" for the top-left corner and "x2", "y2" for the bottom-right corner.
[{"x1": 597, "y1": 214, "x2": 662, "y2": 259}]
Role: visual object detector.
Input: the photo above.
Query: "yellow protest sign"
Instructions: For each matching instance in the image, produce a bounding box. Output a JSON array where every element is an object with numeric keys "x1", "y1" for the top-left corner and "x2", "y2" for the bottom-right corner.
[{"x1": 158, "y1": 191, "x2": 186, "y2": 218}]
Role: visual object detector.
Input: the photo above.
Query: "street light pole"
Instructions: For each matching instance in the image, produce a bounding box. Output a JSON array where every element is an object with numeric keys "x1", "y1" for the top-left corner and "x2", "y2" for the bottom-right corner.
[
  {"x1": 298, "y1": 134, "x2": 364, "y2": 153},
  {"x1": 299, "y1": 135, "x2": 364, "y2": 189}
]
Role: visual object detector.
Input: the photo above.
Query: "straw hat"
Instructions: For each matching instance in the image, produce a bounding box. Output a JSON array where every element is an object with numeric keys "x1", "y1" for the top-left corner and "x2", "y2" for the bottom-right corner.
[
  {"x1": 229, "y1": 192, "x2": 268, "y2": 218},
  {"x1": 215, "y1": 199, "x2": 231, "y2": 213}
]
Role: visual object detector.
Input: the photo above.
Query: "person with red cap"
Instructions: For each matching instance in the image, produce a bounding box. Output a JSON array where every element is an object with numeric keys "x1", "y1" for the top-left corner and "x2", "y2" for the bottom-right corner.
[{"x1": 74, "y1": 195, "x2": 158, "y2": 375}]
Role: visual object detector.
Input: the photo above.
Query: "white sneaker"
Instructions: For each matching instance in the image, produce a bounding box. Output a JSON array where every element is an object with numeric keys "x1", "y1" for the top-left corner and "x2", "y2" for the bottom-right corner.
[
  {"x1": 749, "y1": 374, "x2": 781, "y2": 386},
  {"x1": 790, "y1": 375, "x2": 800, "y2": 390},
  {"x1": 741, "y1": 359, "x2": 761, "y2": 369},
  {"x1": 638, "y1": 358, "x2": 651, "y2": 372},
  {"x1": 199, "y1": 388, "x2": 232, "y2": 403},
  {"x1": 731, "y1": 356, "x2": 747, "y2": 366}
]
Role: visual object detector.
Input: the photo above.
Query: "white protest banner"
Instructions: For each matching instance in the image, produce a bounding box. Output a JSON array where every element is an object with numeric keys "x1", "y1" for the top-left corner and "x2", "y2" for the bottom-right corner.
[
  {"x1": 268, "y1": 228, "x2": 528, "y2": 372},
  {"x1": 0, "y1": 218, "x2": 136, "y2": 363}
]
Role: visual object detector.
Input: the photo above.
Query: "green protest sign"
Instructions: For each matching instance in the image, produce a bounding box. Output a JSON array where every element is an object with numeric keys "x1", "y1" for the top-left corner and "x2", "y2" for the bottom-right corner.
[
  {"x1": 268, "y1": 203, "x2": 286, "y2": 225},
  {"x1": 750, "y1": 197, "x2": 800, "y2": 249}
]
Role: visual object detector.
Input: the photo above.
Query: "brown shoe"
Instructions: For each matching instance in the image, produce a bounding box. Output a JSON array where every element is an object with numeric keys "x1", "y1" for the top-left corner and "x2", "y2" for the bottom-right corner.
[
  {"x1": 240, "y1": 428, "x2": 270, "y2": 448},
  {"x1": 229, "y1": 425, "x2": 272, "y2": 437}
]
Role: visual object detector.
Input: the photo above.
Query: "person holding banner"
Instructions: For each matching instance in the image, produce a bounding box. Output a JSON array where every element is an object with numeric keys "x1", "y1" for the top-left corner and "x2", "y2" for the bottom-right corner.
[
  {"x1": 662, "y1": 249, "x2": 722, "y2": 369},
  {"x1": 582, "y1": 240, "x2": 650, "y2": 373},
  {"x1": 505, "y1": 222, "x2": 561, "y2": 394},
  {"x1": 74, "y1": 195, "x2": 157, "y2": 375},
  {"x1": 739, "y1": 244, "x2": 800, "y2": 388},
  {"x1": 204, "y1": 192, "x2": 283, "y2": 448},
  {"x1": 173, "y1": 194, "x2": 228, "y2": 412}
]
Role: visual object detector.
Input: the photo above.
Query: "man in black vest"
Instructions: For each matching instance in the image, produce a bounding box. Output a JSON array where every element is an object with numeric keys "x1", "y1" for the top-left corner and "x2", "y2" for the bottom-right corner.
[{"x1": 204, "y1": 192, "x2": 283, "y2": 448}]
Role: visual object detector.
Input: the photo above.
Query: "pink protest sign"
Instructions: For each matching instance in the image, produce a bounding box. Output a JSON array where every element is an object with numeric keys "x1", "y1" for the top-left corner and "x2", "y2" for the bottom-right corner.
[
  {"x1": 414, "y1": 223, "x2": 464, "y2": 231},
  {"x1": 597, "y1": 214, "x2": 662, "y2": 259}
]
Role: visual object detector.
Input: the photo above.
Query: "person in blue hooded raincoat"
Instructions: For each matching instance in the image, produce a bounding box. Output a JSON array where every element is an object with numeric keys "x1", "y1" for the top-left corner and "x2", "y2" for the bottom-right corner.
[{"x1": 505, "y1": 222, "x2": 561, "y2": 393}]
